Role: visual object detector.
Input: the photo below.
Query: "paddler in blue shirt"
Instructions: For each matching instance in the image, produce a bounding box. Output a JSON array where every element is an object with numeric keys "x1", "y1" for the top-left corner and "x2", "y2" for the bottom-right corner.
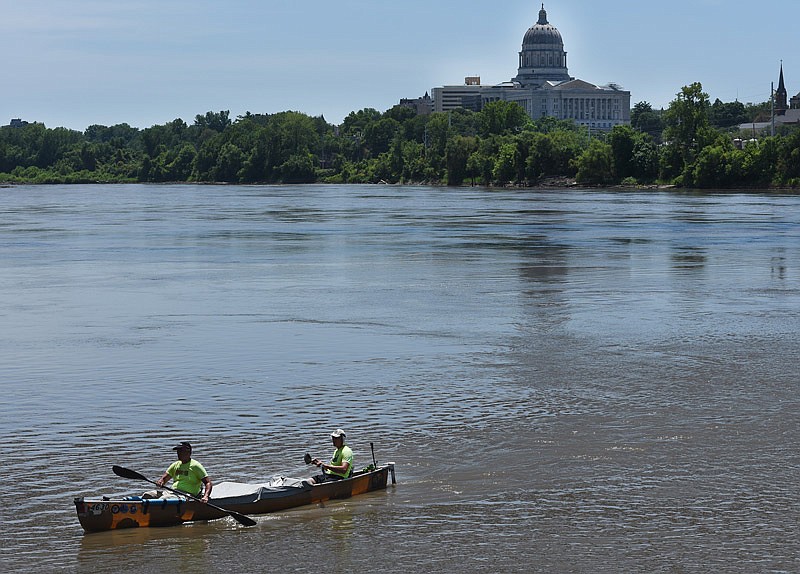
[
  {"x1": 308, "y1": 429, "x2": 353, "y2": 484},
  {"x1": 156, "y1": 441, "x2": 213, "y2": 502}
]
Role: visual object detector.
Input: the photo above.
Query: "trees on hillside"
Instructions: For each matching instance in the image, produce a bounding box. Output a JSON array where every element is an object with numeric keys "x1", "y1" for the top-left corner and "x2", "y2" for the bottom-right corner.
[{"x1": 1, "y1": 82, "x2": 797, "y2": 188}]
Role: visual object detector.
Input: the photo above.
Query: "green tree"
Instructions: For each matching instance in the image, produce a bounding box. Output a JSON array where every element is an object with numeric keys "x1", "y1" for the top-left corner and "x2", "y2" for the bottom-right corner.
[
  {"x1": 663, "y1": 83, "x2": 712, "y2": 152},
  {"x1": 280, "y1": 153, "x2": 316, "y2": 183},
  {"x1": 709, "y1": 99, "x2": 747, "y2": 129},
  {"x1": 630, "y1": 101, "x2": 664, "y2": 140},
  {"x1": 466, "y1": 137, "x2": 500, "y2": 185},
  {"x1": 364, "y1": 118, "x2": 401, "y2": 156},
  {"x1": 383, "y1": 105, "x2": 417, "y2": 124},
  {"x1": 630, "y1": 136, "x2": 660, "y2": 182},
  {"x1": 662, "y1": 83, "x2": 717, "y2": 182},
  {"x1": 141, "y1": 119, "x2": 188, "y2": 158},
  {"x1": 479, "y1": 101, "x2": 530, "y2": 136},
  {"x1": 213, "y1": 142, "x2": 244, "y2": 182},
  {"x1": 575, "y1": 140, "x2": 614, "y2": 184},
  {"x1": 341, "y1": 108, "x2": 382, "y2": 136},
  {"x1": 744, "y1": 101, "x2": 772, "y2": 123},
  {"x1": 277, "y1": 112, "x2": 319, "y2": 159},
  {"x1": 424, "y1": 113, "x2": 452, "y2": 175},
  {"x1": 527, "y1": 129, "x2": 584, "y2": 177},
  {"x1": 688, "y1": 143, "x2": 731, "y2": 188},
  {"x1": 168, "y1": 144, "x2": 197, "y2": 181},
  {"x1": 659, "y1": 142, "x2": 684, "y2": 183},
  {"x1": 445, "y1": 135, "x2": 478, "y2": 185},
  {"x1": 194, "y1": 110, "x2": 232, "y2": 133},
  {"x1": 776, "y1": 130, "x2": 800, "y2": 184},
  {"x1": 607, "y1": 125, "x2": 637, "y2": 180},
  {"x1": 493, "y1": 141, "x2": 522, "y2": 183}
]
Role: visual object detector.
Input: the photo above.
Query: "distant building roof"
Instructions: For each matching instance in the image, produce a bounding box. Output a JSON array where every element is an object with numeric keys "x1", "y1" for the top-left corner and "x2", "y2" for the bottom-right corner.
[{"x1": 738, "y1": 109, "x2": 800, "y2": 131}]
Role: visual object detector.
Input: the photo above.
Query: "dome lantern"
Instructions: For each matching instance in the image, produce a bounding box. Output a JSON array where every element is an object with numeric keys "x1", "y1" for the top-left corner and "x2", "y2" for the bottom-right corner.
[{"x1": 538, "y1": 3, "x2": 548, "y2": 25}]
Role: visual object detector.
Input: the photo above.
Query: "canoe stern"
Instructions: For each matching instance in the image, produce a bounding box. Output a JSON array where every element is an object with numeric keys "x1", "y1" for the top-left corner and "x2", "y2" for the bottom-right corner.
[{"x1": 74, "y1": 496, "x2": 223, "y2": 532}]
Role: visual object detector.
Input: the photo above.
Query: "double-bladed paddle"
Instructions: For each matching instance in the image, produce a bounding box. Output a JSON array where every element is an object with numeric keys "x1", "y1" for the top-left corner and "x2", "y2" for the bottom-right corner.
[{"x1": 111, "y1": 465, "x2": 257, "y2": 527}]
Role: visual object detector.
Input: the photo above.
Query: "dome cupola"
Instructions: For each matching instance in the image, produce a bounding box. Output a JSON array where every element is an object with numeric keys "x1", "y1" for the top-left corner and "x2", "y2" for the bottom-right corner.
[
  {"x1": 514, "y1": 4, "x2": 571, "y2": 86},
  {"x1": 522, "y1": 5, "x2": 564, "y2": 47}
]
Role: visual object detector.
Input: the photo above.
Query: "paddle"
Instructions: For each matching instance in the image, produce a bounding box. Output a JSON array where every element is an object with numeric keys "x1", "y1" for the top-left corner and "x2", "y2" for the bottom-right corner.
[{"x1": 111, "y1": 465, "x2": 257, "y2": 527}]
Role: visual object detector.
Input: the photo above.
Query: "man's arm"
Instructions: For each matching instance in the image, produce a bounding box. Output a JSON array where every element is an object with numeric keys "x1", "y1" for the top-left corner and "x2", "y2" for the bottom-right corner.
[
  {"x1": 200, "y1": 476, "x2": 212, "y2": 503},
  {"x1": 321, "y1": 460, "x2": 350, "y2": 474}
]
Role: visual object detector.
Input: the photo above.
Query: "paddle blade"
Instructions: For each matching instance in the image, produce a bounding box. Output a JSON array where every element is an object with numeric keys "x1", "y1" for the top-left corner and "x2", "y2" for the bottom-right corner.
[
  {"x1": 303, "y1": 453, "x2": 312, "y2": 465},
  {"x1": 112, "y1": 465, "x2": 148, "y2": 481},
  {"x1": 228, "y1": 510, "x2": 258, "y2": 527}
]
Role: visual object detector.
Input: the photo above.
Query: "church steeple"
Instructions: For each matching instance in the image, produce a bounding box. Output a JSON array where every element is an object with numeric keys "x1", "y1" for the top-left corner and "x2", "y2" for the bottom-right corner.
[{"x1": 776, "y1": 61, "x2": 788, "y2": 115}]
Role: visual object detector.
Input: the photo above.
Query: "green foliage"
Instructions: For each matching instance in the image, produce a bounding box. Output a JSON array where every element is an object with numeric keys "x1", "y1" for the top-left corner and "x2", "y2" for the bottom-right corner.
[
  {"x1": 709, "y1": 99, "x2": 748, "y2": 129},
  {"x1": 341, "y1": 109, "x2": 382, "y2": 136},
  {"x1": 2, "y1": 85, "x2": 798, "y2": 189},
  {"x1": 575, "y1": 140, "x2": 615, "y2": 184},
  {"x1": 664, "y1": 83, "x2": 711, "y2": 154},
  {"x1": 194, "y1": 110, "x2": 232, "y2": 133},
  {"x1": 445, "y1": 135, "x2": 478, "y2": 185},
  {"x1": 280, "y1": 153, "x2": 316, "y2": 183},
  {"x1": 526, "y1": 129, "x2": 584, "y2": 178},
  {"x1": 364, "y1": 118, "x2": 401, "y2": 156},
  {"x1": 479, "y1": 101, "x2": 531, "y2": 136},
  {"x1": 630, "y1": 102, "x2": 664, "y2": 140},
  {"x1": 608, "y1": 125, "x2": 658, "y2": 182},
  {"x1": 608, "y1": 125, "x2": 637, "y2": 180},
  {"x1": 744, "y1": 101, "x2": 772, "y2": 123},
  {"x1": 493, "y1": 142, "x2": 521, "y2": 183},
  {"x1": 630, "y1": 136, "x2": 660, "y2": 182}
]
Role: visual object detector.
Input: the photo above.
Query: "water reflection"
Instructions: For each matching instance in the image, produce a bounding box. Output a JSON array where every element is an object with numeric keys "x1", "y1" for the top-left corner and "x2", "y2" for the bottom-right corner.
[
  {"x1": 77, "y1": 523, "x2": 217, "y2": 573},
  {"x1": 671, "y1": 247, "x2": 707, "y2": 271},
  {"x1": 771, "y1": 253, "x2": 787, "y2": 280},
  {"x1": 329, "y1": 508, "x2": 354, "y2": 573}
]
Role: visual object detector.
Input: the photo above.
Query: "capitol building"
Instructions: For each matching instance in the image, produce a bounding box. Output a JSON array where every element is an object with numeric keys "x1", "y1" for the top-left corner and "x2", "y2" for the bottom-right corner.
[{"x1": 431, "y1": 4, "x2": 631, "y2": 130}]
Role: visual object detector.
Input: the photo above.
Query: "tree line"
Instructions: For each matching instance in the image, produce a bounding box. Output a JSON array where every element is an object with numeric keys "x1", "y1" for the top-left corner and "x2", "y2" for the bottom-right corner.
[{"x1": 1, "y1": 82, "x2": 798, "y2": 189}]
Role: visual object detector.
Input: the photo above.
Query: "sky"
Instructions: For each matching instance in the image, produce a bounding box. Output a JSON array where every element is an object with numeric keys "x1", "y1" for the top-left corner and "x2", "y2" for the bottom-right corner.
[{"x1": 2, "y1": 0, "x2": 798, "y2": 131}]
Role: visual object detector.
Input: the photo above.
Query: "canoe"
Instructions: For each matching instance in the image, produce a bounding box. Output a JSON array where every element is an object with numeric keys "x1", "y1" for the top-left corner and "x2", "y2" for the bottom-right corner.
[{"x1": 74, "y1": 462, "x2": 395, "y2": 533}]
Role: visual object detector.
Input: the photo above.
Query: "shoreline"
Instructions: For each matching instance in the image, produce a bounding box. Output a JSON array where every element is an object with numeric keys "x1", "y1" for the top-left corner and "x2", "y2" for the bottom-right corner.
[{"x1": 2, "y1": 179, "x2": 798, "y2": 193}]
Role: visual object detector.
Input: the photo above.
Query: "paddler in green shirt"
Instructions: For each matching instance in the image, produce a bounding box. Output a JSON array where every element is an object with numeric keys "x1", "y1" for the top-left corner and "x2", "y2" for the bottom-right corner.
[
  {"x1": 156, "y1": 441, "x2": 213, "y2": 502},
  {"x1": 309, "y1": 429, "x2": 353, "y2": 484}
]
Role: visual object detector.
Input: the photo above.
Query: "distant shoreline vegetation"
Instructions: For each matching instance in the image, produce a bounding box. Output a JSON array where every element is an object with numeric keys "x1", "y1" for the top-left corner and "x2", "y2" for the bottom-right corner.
[{"x1": 1, "y1": 83, "x2": 798, "y2": 189}]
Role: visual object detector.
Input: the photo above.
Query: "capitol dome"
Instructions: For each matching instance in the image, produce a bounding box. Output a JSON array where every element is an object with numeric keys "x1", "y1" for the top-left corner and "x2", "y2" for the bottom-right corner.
[
  {"x1": 514, "y1": 4, "x2": 571, "y2": 87},
  {"x1": 522, "y1": 6, "x2": 564, "y2": 48}
]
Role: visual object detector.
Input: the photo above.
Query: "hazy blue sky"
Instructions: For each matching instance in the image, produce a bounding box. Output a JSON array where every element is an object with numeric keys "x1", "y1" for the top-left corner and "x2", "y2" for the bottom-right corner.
[{"x1": 2, "y1": 0, "x2": 797, "y2": 130}]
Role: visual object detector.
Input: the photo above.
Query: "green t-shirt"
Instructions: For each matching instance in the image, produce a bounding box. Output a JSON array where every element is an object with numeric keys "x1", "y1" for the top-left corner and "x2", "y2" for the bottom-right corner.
[
  {"x1": 325, "y1": 445, "x2": 353, "y2": 478},
  {"x1": 166, "y1": 459, "x2": 208, "y2": 496}
]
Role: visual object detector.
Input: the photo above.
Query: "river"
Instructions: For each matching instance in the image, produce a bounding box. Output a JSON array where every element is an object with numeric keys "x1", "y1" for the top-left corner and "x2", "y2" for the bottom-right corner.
[{"x1": 0, "y1": 184, "x2": 798, "y2": 573}]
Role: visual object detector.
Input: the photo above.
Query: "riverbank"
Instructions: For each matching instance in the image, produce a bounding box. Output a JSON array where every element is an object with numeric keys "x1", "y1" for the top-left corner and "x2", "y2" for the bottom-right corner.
[{"x1": 2, "y1": 178, "x2": 798, "y2": 193}]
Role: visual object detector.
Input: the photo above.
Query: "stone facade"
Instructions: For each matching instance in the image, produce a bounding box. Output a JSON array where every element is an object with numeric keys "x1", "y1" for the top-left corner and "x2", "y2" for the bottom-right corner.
[
  {"x1": 432, "y1": 4, "x2": 631, "y2": 130},
  {"x1": 399, "y1": 92, "x2": 433, "y2": 115}
]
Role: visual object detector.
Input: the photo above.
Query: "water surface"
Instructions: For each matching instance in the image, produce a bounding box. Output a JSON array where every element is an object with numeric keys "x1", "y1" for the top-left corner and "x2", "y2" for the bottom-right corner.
[{"x1": 0, "y1": 184, "x2": 798, "y2": 573}]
